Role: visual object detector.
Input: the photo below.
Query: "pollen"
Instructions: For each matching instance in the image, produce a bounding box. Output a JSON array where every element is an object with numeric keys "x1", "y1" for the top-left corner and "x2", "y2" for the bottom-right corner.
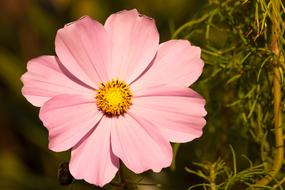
[{"x1": 95, "y1": 79, "x2": 133, "y2": 116}]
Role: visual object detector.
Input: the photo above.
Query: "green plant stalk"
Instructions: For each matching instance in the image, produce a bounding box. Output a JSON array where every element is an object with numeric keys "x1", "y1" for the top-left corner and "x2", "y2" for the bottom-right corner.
[
  {"x1": 209, "y1": 163, "x2": 217, "y2": 190},
  {"x1": 119, "y1": 168, "x2": 128, "y2": 189},
  {"x1": 119, "y1": 162, "x2": 133, "y2": 190},
  {"x1": 273, "y1": 174, "x2": 285, "y2": 189},
  {"x1": 171, "y1": 10, "x2": 218, "y2": 39},
  {"x1": 254, "y1": 0, "x2": 284, "y2": 187}
]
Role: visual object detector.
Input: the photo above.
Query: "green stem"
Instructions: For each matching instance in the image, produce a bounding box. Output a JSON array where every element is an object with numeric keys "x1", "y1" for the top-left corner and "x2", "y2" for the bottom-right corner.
[
  {"x1": 172, "y1": 10, "x2": 218, "y2": 39},
  {"x1": 254, "y1": 0, "x2": 284, "y2": 188},
  {"x1": 119, "y1": 162, "x2": 132, "y2": 190},
  {"x1": 273, "y1": 175, "x2": 285, "y2": 189},
  {"x1": 209, "y1": 163, "x2": 217, "y2": 190}
]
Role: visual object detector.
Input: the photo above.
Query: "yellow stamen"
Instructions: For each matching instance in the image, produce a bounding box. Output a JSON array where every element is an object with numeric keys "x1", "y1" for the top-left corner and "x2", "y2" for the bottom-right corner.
[{"x1": 96, "y1": 79, "x2": 132, "y2": 116}]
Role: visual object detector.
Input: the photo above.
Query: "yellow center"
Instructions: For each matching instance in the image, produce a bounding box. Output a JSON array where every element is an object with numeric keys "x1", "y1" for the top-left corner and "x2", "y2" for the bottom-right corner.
[{"x1": 95, "y1": 79, "x2": 132, "y2": 116}]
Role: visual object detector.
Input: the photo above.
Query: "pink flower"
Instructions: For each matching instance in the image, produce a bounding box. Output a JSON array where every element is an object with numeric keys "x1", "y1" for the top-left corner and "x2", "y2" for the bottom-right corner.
[{"x1": 21, "y1": 9, "x2": 206, "y2": 187}]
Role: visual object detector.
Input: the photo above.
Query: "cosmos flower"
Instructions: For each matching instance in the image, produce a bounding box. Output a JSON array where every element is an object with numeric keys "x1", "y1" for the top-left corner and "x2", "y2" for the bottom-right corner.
[{"x1": 21, "y1": 9, "x2": 207, "y2": 187}]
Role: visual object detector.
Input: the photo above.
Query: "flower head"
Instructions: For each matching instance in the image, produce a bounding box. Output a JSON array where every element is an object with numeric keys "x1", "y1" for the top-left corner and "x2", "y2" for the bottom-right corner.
[
  {"x1": 21, "y1": 9, "x2": 207, "y2": 187},
  {"x1": 96, "y1": 79, "x2": 132, "y2": 116}
]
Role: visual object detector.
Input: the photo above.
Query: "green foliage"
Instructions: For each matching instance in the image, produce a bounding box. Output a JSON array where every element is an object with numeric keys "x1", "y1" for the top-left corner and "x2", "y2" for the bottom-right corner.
[
  {"x1": 172, "y1": 0, "x2": 285, "y2": 189},
  {"x1": 186, "y1": 146, "x2": 271, "y2": 189}
]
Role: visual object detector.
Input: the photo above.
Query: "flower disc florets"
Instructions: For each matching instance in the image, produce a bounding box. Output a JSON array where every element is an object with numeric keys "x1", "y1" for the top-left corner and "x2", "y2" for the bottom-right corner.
[{"x1": 96, "y1": 79, "x2": 132, "y2": 116}]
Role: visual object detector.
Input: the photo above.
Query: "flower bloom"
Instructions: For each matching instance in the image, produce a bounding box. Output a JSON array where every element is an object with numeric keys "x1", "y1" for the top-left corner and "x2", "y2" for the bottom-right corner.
[{"x1": 21, "y1": 9, "x2": 207, "y2": 187}]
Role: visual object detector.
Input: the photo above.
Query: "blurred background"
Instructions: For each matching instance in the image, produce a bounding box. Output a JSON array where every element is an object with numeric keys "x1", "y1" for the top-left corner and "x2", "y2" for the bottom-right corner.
[{"x1": 1, "y1": 0, "x2": 284, "y2": 190}]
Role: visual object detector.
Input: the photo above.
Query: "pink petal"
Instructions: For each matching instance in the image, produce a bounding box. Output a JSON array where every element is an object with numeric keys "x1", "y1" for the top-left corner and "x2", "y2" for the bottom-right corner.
[
  {"x1": 131, "y1": 86, "x2": 207, "y2": 143},
  {"x1": 39, "y1": 95, "x2": 103, "y2": 152},
  {"x1": 69, "y1": 116, "x2": 119, "y2": 187},
  {"x1": 131, "y1": 40, "x2": 204, "y2": 94},
  {"x1": 104, "y1": 9, "x2": 159, "y2": 83},
  {"x1": 55, "y1": 16, "x2": 110, "y2": 88},
  {"x1": 111, "y1": 113, "x2": 172, "y2": 173},
  {"x1": 21, "y1": 56, "x2": 94, "y2": 107}
]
